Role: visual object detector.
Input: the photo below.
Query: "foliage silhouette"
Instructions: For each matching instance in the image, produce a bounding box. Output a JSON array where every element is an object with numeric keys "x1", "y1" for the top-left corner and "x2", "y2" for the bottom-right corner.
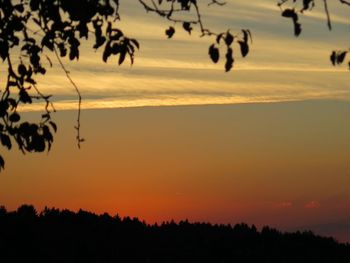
[
  {"x1": 0, "y1": 204, "x2": 349, "y2": 263},
  {"x1": 0, "y1": 0, "x2": 348, "y2": 171},
  {"x1": 278, "y1": 0, "x2": 350, "y2": 68}
]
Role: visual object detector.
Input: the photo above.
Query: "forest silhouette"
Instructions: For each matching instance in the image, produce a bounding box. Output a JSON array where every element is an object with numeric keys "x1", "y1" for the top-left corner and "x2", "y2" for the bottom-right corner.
[{"x1": 0, "y1": 204, "x2": 349, "y2": 263}]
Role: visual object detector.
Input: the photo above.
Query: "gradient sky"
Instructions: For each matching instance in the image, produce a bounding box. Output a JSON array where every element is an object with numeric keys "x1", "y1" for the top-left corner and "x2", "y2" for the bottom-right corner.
[{"x1": 1, "y1": 0, "x2": 350, "y2": 242}]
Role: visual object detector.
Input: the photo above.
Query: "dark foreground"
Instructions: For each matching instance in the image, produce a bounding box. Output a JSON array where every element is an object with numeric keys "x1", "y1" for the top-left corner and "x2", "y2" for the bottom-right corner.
[{"x1": 0, "y1": 205, "x2": 349, "y2": 263}]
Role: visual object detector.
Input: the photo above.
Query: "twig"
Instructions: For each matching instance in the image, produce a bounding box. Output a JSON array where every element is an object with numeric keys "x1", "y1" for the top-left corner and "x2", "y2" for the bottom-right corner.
[
  {"x1": 54, "y1": 47, "x2": 84, "y2": 149},
  {"x1": 208, "y1": 0, "x2": 226, "y2": 6},
  {"x1": 339, "y1": 0, "x2": 350, "y2": 6},
  {"x1": 323, "y1": 0, "x2": 332, "y2": 30}
]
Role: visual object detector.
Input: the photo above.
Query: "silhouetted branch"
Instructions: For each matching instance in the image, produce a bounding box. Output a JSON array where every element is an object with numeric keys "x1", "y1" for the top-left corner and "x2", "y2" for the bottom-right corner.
[
  {"x1": 54, "y1": 48, "x2": 84, "y2": 149},
  {"x1": 208, "y1": 0, "x2": 226, "y2": 6},
  {"x1": 339, "y1": 0, "x2": 350, "y2": 6},
  {"x1": 323, "y1": 0, "x2": 332, "y2": 30}
]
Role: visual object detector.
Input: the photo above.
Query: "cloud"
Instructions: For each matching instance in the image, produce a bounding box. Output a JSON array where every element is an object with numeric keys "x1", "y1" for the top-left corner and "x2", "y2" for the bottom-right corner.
[{"x1": 7, "y1": 0, "x2": 349, "y2": 111}]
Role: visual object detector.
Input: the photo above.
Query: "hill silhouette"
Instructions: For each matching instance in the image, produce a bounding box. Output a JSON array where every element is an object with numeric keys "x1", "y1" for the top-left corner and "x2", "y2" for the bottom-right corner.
[{"x1": 0, "y1": 204, "x2": 349, "y2": 263}]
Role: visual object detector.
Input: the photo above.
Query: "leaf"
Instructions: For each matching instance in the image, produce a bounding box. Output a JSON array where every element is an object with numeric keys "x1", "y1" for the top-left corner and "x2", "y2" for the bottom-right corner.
[
  {"x1": 103, "y1": 42, "x2": 112, "y2": 62},
  {"x1": 41, "y1": 34, "x2": 54, "y2": 51},
  {"x1": 49, "y1": 121, "x2": 57, "y2": 133},
  {"x1": 225, "y1": 32, "x2": 234, "y2": 46},
  {"x1": 282, "y1": 9, "x2": 297, "y2": 19},
  {"x1": 0, "y1": 41, "x2": 9, "y2": 61},
  {"x1": 301, "y1": 0, "x2": 314, "y2": 12},
  {"x1": 337, "y1": 51, "x2": 347, "y2": 65},
  {"x1": 111, "y1": 43, "x2": 121, "y2": 55},
  {"x1": 130, "y1": 39, "x2": 140, "y2": 49},
  {"x1": 0, "y1": 155, "x2": 4, "y2": 171},
  {"x1": 208, "y1": 44, "x2": 219, "y2": 63},
  {"x1": 0, "y1": 134, "x2": 12, "y2": 150},
  {"x1": 242, "y1": 29, "x2": 252, "y2": 44},
  {"x1": 32, "y1": 135, "x2": 46, "y2": 153},
  {"x1": 14, "y1": 4, "x2": 24, "y2": 13},
  {"x1": 7, "y1": 98, "x2": 17, "y2": 109},
  {"x1": 93, "y1": 36, "x2": 106, "y2": 50},
  {"x1": 294, "y1": 22, "x2": 302, "y2": 37},
  {"x1": 42, "y1": 125, "x2": 53, "y2": 144},
  {"x1": 183, "y1": 22, "x2": 192, "y2": 35},
  {"x1": 19, "y1": 89, "x2": 32, "y2": 104},
  {"x1": 225, "y1": 48, "x2": 234, "y2": 72},
  {"x1": 9, "y1": 112, "x2": 20, "y2": 123},
  {"x1": 238, "y1": 41, "x2": 249, "y2": 57},
  {"x1": 216, "y1": 33, "x2": 224, "y2": 44},
  {"x1": 0, "y1": 101, "x2": 9, "y2": 118},
  {"x1": 330, "y1": 51, "x2": 336, "y2": 66},
  {"x1": 165, "y1": 26, "x2": 175, "y2": 39},
  {"x1": 18, "y1": 64, "x2": 27, "y2": 76},
  {"x1": 118, "y1": 48, "x2": 127, "y2": 65}
]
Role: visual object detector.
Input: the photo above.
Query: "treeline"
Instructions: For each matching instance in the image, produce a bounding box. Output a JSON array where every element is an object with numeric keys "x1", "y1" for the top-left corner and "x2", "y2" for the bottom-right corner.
[{"x1": 0, "y1": 204, "x2": 349, "y2": 262}]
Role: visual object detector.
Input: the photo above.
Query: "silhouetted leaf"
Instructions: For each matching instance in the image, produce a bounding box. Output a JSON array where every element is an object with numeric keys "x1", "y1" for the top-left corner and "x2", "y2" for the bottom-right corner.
[
  {"x1": 14, "y1": 4, "x2": 24, "y2": 13},
  {"x1": 294, "y1": 22, "x2": 302, "y2": 36},
  {"x1": 225, "y1": 32, "x2": 234, "y2": 46},
  {"x1": 103, "y1": 42, "x2": 112, "y2": 62},
  {"x1": 166, "y1": 26, "x2": 175, "y2": 38},
  {"x1": 301, "y1": 0, "x2": 314, "y2": 12},
  {"x1": 118, "y1": 49, "x2": 127, "y2": 65},
  {"x1": 130, "y1": 39, "x2": 140, "y2": 49},
  {"x1": 225, "y1": 48, "x2": 234, "y2": 72},
  {"x1": 49, "y1": 121, "x2": 57, "y2": 133},
  {"x1": 32, "y1": 135, "x2": 45, "y2": 152},
  {"x1": 0, "y1": 41, "x2": 9, "y2": 61},
  {"x1": 238, "y1": 41, "x2": 249, "y2": 57},
  {"x1": 242, "y1": 29, "x2": 252, "y2": 43},
  {"x1": 330, "y1": 51, "x2": 337, "y2": 66},
  {"x1": 9, "y1": 113, "x2": 20, "y2": 123},
  {"x1": 282, "y1": 9, "x2": 297, "y2": 19},
  {"x1": 41, "y1": 34, "x2": 54, "y2": 51},
  {"x1": 0, "y1": 155, "x2": 4, "y2": 171},
  {"x1": 42, "y1": 125, "x2": 53, "y2": 144},
  {"x1": 7, "y1": 99, "x2": 17, "y2": 109},
  {"x1": 111, "y1": 43, "x2": 121, "y2": 55},
  {"x1": 18, "y1": 64, "x2": 27, "y2": 76},
  {"x1": 209, "y1": 44, "x2": 219, "y2": 63},
  {"x1": 0, "y1": 101, "x2": 9, "y2": 118},
  {"x1": 183, "y1": 22, "x2": 192, "y2": 34},
  {"x1": 19, "y1": 89, "x2": 32, "y2": 104},
  {"x1": 216, "y1": 33, "x2": 224, "y2": 44},
  {"x1": 337, "y1": 51, "x2": 347, "y2": 64},
  {"x1": 94, "y1": 36, "x2": 106, "y2": 50},
  {"x1": 0, "y1": 134, "x2": 12, "y2": 150}
]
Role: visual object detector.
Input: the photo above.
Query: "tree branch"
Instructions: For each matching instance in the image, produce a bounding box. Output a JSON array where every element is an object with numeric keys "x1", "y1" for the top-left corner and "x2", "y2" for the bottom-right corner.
[
  {"x1": 54, "y1": 48, "x2": 84, "y2": 149},
  {"x1": 339, "y1": 0, "x2": 350, "y2": 6},
  {"x1": 323, "y1": 0, "x2": 332, "y2": 30},
  {"x1": 208, "y1": 0, "x2": 226, "y2": 6}
]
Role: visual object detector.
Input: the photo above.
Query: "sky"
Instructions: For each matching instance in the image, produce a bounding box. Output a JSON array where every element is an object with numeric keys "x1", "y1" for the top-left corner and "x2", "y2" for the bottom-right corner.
[{"x1": 1, "y1": 0, "x2": 350, "y2": 242}]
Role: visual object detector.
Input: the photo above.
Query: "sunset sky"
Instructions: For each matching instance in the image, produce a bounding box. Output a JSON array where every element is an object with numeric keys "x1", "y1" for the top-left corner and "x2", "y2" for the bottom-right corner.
[{"x1": 1, "y1": 0, "x2": 350, "y2": 242}]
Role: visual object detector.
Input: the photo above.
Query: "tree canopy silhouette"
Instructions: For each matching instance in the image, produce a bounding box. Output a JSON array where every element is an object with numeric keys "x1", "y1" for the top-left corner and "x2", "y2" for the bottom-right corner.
[
  {"x1": 0, "y1": 0, "x2": 348, "y2": 171},
  {"x1": 0, "y1": 204, "x2": 349, "y2": 262}
]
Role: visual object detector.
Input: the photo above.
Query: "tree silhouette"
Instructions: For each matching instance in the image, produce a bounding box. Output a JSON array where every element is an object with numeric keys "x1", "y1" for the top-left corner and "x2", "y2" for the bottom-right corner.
[
  {"x1": 0, "y1": 204, "x2": 349, "y2": 262},
  {"x1": 0, "y1": 0, "x2": 348, "y2": 171}
]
